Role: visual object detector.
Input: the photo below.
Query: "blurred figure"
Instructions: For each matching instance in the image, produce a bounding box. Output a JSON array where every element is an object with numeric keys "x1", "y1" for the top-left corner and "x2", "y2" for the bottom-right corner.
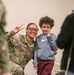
[
  {"x1": 33, "y1": 16, "x2": 58, "y2": 75},
  {"x1": 0, "y1": 0, "x2": 11, "y2": 75},
  {"x1": 8, "y1": 23, "x2": 39, "y2": 75},
  {"x1": 57, "y1": 12, "x2": 74, "y2": 75}
]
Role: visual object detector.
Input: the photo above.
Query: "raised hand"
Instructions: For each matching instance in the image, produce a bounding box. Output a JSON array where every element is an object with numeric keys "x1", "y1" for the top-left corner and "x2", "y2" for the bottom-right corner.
[{"x1": 13, "y1": 24, "x2": 25, "y2": 33}]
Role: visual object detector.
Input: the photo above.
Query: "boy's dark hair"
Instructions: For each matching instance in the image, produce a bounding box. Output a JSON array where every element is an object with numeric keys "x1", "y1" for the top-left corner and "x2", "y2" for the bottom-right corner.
[{"x1": 39, "y1": 16, "x2": 54, "y2": 28}]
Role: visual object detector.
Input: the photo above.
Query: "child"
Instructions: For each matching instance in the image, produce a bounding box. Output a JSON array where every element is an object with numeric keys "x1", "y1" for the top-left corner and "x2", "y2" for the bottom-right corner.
[{"x1": 33, "y1": 16, "x2": 58, "y2": 75}]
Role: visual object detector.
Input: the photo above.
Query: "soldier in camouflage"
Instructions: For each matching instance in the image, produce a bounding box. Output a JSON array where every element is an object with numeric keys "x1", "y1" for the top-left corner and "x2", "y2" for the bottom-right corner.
[
  {"x1": 0, "y1": 0, "x2": 11, "y2": 75},
  {"x1": 8, "y1": 23, "x2": 39, "y2": 75}
]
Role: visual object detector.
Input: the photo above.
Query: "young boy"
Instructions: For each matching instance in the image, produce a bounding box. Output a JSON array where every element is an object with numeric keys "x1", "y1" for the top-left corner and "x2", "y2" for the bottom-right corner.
[{"x1": 33, "y1": 16, "x2": 58, "y2": 75}]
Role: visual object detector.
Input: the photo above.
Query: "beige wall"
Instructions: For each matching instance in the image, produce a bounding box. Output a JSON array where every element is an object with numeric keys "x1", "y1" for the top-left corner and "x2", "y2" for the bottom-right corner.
[{"x1": 2, "y1": 0, "x2": 74, "y2": 75}]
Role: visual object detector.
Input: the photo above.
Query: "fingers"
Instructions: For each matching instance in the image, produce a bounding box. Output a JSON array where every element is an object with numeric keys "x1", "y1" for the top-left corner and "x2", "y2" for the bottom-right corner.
[
  {"x1": 19, "y1": 27, "x2": 25, "y2": 31},
  {"x1": 19, "y1": 24, "x2": 25, "y2": 30},
  {"x1": 33, "y1": 66, "x2": 38, "y2": 70},
  {"x1": 54, "y1": 51, "x2": 58, "y2": 55},
  {"x1": 13, "y1": 24, "x2": 25, "y2": 33},
  {"x1": 15, "y1": 24, "x2": 23, "y2": 29},
  {"x1": 15, "y1": 24, "x2": 25, "y2": 30},
  {"x1": 19, "y1": 24, "x2": 23, "y2": 28}
]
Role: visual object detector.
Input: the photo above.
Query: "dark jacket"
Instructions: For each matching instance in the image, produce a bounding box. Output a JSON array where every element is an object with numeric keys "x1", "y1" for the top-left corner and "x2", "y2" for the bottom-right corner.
[{"x1": 57, "y1": 13, "x2": 74, "y2": 72}]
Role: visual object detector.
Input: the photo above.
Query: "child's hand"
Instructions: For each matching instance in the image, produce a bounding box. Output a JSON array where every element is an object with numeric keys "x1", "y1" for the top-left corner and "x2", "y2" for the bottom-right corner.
[
  {"x1": 33, "y1": 66, "x2": 38, "y2": 70},
  {"x1": 47, "y1": 33, "x2": 51, "y2": 37},
  {"x1": 54, "y1": 50, "x2": 58, "y2": 55}
]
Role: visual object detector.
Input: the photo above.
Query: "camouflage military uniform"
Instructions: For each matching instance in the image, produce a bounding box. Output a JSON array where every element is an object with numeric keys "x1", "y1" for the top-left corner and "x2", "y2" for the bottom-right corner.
[
  {"x1": 0, "y1": 30, "x2": 11, "y2": 74},
  {"x1": 0, "y1": 0, "x2": 10, "y2": 74},
  {"x1": 8, "y1": 32, "x2": 35, "y2": 75}
]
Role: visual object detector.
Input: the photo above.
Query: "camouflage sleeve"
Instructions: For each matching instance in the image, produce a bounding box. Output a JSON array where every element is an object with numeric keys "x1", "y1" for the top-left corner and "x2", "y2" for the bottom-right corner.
[
  {"x1": 0, "y1": 0, "x2": 11, "y2": 73},
  {"x1": 0, "y1": 0, "x2": 6, "y2": 26},
  {"x1": 0, "y1": 37, "x2": 10, "y2": 72},
  {"x1": 7, "y1": 31, "x2": 16, "y2": 37}
]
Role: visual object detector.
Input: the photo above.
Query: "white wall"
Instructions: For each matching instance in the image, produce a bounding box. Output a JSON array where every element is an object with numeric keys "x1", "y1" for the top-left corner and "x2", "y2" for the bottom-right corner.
[{"x1": 2, "y1": 0, "x2": 74, "y2": 75}]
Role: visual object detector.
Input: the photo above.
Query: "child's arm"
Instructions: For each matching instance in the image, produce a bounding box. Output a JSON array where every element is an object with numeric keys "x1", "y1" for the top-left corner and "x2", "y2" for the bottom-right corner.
[{"x1": 47, "y1": 34, "x2": 58, "y2": 51}]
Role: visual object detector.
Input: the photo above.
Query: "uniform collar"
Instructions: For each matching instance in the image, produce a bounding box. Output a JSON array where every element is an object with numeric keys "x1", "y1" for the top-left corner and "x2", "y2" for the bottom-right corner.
[{"x1": 24, "y1": 35, "x2": 34, "y2": 47}]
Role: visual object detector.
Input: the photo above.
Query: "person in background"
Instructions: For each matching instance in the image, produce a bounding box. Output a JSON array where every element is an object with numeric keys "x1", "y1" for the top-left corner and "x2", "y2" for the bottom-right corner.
[
  {"x1": 57, "y1": 11, "x2": 74, "y2": 75},
  {"x1": 0, "y1": 0, "x2": 11, "y2": 75},
  {"x1": 8, "y1": 23, "x2": 39, "y2": 75},
  {"x1": 33, "y1": 16, "x2": 58, "y2": 75}
]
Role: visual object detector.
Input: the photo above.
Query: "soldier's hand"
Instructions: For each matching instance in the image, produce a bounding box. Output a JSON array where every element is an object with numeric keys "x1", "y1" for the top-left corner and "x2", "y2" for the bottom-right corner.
[{"x1": 13, "y1": 24, "x2": 24, "y2": 33}]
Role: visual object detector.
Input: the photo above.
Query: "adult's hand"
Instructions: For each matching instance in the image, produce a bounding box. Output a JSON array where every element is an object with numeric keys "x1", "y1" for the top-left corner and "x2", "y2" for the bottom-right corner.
[{"x1": 13, "y1": 24, "x2": 25, "y2": 33}]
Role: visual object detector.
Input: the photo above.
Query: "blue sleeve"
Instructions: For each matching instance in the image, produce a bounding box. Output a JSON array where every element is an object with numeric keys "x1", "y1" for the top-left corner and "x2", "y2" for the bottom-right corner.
[{"x1": 47, "y1": 34, "x2": 58, "y2": 51}]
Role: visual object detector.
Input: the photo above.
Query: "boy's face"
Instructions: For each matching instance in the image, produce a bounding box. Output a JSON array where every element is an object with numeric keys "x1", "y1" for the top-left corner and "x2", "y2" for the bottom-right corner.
[{"x1": 41, "y1": 23, "x2": 51, "y2": 35}]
